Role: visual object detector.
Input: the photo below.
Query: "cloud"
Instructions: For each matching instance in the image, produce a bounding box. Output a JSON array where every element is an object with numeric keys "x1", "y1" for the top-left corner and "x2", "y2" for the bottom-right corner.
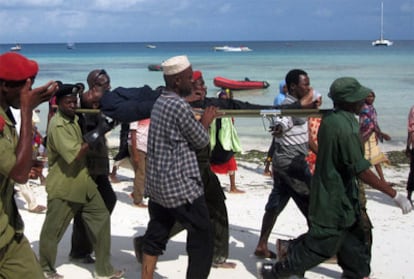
[
  {"x1": 34, "y1": 9, "x2": 91, "y2": 41},
  {"x1": 0, "y1": 11, "x2": 31, "y2": 34},
  {"x1": 314, "y1": 8, "x2": 333, "y2": 18},
  {"x1": 0, "y1": 0, "x2": 63, "y2": 7},
  {"x1": 46, "y1": 10, "x2": 88, "y2": 30},
  {"x1": 400, "y1": 1, "x2": 414, "y2": 13},
  {"x1": 218, "y1": 3, "x2": 232, "y2": 14},
  {"x1": 92, "y1": 0, "x2": 146, "y2": 10}
]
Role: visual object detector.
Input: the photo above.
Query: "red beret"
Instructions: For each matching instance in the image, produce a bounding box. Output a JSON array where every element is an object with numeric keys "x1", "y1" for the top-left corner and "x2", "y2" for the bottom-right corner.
[
  {"x1": 192, "y1": 70, "x2": 202, "y2": 81},
  {"x1": 0, "y1": 52, "x2": 39, "y2": 81}
]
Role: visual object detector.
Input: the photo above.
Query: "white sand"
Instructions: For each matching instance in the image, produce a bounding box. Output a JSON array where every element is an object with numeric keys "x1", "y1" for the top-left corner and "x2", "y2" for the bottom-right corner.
[{"x1": 19, "y1": 147, "x2": 414, "y2": 279}]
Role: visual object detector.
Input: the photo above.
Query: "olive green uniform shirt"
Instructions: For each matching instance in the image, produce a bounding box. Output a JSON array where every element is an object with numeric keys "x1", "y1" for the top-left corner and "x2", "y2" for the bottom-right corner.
[
  {"x1": 309, "y1": 109, "x2": 371, "y2": 232},
  {"x1": 46, "y1": 110, "x2": 96, "y2": 203},
  {"x1": 0, "y1": 107, "x2": 23, "y2": 250}
]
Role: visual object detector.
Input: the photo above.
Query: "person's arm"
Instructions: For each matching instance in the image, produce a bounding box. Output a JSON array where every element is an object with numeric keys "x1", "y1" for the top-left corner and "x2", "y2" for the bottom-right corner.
[
  {"x1": 179, "y1": 103, "x2": 211, "y2": 150},
  {"x1": 359, "y1": 169, "x2": 395, "y2": 197},
  {"x1": 9, "y1": 80, "x2": 58, "y2": 183},
  {"x1": 75, "y1": 143, "x2": 90, "y2": 161},
  {"x1": 130, "y1": 128, "x2": 140, "y2": 166},
  {"x1": 266, "y1": 140, "x2": 275, "y2": 160},
  {"x1": 380, "y1": 131, "x2": 391, "y2": 141},
  {"x1": 359, "y1": 169, "x2": 412, "y2": 214},
  {"x1": 47, "y1": 98, "x2": 58, "y2": 131},
  {"x1": 299, "y1": 92, "x2": 321, "y2": 109},
  {"x1": 199, "y1": 106, "x2": 218, "y2": 130},
  {"x1": 308, "y1": 134, "x2": 318, "y2": 154},
  {"x1": 308, "y1": 118, "x2": 319, "y2": 154}
]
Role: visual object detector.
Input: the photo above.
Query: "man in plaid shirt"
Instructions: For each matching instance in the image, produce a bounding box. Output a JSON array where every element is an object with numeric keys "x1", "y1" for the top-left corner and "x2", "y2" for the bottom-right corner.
[{"x1": 141, "y1": 55, "x2": 217, "y2": 279}]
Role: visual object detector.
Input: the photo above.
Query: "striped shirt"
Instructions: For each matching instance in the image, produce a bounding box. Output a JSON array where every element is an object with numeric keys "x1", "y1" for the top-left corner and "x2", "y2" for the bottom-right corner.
[
  {"x1": 273, "y1": 94, "x2": 309, "y2": 169},
  {"x1": 144, "y1": 90, "x2": 209, "y2": 208}
]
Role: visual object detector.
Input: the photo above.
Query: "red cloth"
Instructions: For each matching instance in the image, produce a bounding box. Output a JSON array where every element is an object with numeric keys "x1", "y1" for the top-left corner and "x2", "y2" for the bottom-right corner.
[
  {"x1": 210, "y1": 156, "x2": 237, "y2": 174},
  {"x1": 0, "y1": 52, "x2": 38, "y2": 81},
  {"x1": 306, "y1": 117, "x2": 321, "y2": 175},
  {"x1": 0, "y1": 116, "x2": 5, "y2": 132},
  {"x1": 33, "y1": 133, "x2": 42, "y2": 145},
  {"x1": 192, "y1": 70, "x2": 202, "y2": 81}
]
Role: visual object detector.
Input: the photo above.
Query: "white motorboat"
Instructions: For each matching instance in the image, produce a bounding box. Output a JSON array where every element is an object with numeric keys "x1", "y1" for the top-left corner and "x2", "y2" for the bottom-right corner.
[
  {"x1": 10, "y1": 44, "x2": 22, "y2": 51},
  {"x1": 372, "y1": 2, "x2": 393, "y2": 46},
  {"x1": 213, "y1": 45, "x2": 252, "y2": 52}
]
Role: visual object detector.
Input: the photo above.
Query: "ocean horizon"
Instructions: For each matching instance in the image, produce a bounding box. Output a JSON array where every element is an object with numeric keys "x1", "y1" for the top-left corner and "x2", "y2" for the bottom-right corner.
[{"x1": 2, "y1": 40, "x2": 413, "y2": 151}]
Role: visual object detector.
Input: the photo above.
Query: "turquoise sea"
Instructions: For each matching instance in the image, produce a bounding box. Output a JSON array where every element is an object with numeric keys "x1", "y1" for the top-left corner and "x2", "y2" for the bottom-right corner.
[{"x1": 2, "y1": 40, "x2": 413, "y2": 151}]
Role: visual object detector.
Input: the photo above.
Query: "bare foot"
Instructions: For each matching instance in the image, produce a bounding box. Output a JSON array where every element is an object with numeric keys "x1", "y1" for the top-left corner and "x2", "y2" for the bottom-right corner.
[
  {"x1": 29, "y1": 205, "x2": 47, "y2": 214},
  {"x1": 133, "y1": 202, "x2": 148, "y2": 208},
  {"x1": 229, "y1": 188, "x2": 245, "y2": 194},
  {"x1": 212, "y1": 261, "x2": 237, "y2": 269},
  {"x1": 263, "y1": 171, "x2": 272, "y2": 177},
  {"x1": 109, "y1": 175, "x2": 120, "y2": 183},
  {"x1": 254, "y1": 249, "x2": 276, "y2": 259},
  {"x1": 324, "y1": 255, "x2": 337, "y2": 264}
]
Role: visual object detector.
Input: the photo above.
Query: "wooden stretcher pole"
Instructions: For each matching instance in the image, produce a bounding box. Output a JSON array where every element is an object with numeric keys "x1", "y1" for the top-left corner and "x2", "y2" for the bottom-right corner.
[
  {"x1": 75, "y1": 108, "x2": 331, "y2": 118},
  {"x1": 193, "y1": 108, "x2": 330, "y2": 118},
  {"x1": 75, "y1": 108, "x2": 101, "y2": 114}
]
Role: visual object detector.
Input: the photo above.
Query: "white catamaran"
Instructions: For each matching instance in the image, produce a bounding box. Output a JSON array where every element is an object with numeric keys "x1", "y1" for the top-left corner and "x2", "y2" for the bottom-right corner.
[{"x1": 372, "y1": 1, "x2": 393, "y2": 46}]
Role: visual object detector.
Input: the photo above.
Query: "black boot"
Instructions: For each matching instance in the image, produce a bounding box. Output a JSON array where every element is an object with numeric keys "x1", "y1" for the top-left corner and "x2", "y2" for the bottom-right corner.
[
  {"x1": 257, "y1": 260, "x2": 304, "y2": 279},
  {"x1": 257, "y1": 262, "x2": 276, "y2": 279}
]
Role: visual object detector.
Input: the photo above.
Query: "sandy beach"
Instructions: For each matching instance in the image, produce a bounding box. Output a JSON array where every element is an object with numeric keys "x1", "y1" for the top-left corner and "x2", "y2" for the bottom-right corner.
[{"x1": 18, "y1": 144, "x2": 414, "y2": 279}]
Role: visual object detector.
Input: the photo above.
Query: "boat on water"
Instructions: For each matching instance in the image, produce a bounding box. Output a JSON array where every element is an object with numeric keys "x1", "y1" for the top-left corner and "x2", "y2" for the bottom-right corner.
[
  {"x1": 147, "y1": 64, "x2": 163, "y2": 71},
  {"x1": 372, "y1": 2, "x2": 393, "y2": 46},
  {"x1": 146, "y1": 44, "x2": 156, "y2": 49},
  {"x1": 213, "y1": 45, "x2": 252, "y2": 52},
  {"x1": 214, "y1": 76, "x2": 269, "y2": 90},
  {"x1": 10, "y1": 44, "x2": 22, "y2": 51},
  {"x1": 66, "y1": 42, "x2": 75, "y2": 49}
]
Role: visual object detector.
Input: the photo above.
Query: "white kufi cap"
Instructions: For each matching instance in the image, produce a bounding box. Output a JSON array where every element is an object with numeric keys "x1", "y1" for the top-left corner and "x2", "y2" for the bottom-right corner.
[{"x1": 162, "y1": 55, "x2": 191, "y2": 75}]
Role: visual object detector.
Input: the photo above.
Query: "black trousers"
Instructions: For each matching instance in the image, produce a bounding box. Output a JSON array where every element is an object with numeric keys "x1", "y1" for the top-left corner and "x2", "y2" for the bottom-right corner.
[
  {"x1": 407, "y1": 149, "x2": 414, "y2": 193},
  {"x1": 169, "y1": 167, "x2": 228, "y2": 264},
  {"x1": 70, "y1": 175, "x2": 117, "y2": 257},
  {"x1": 143, "y1": 196, "x2": 213, "y2": 279}
]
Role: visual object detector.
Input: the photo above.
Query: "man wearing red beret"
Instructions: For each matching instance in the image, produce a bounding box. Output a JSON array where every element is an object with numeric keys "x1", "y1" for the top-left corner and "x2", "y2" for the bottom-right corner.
[{"x1": 0, "y1": 52, "x2": 58, "y2": 278}]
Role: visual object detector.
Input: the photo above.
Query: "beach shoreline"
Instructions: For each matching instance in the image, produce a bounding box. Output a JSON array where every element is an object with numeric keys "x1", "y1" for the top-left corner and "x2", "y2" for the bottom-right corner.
[{"x1": 107, "y1": 133, "x2": 409, "y2": 166}]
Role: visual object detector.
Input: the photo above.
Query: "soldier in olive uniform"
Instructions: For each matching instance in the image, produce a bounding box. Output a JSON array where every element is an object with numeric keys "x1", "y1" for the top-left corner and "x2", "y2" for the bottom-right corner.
[
  {"x1": 258, "y1": 77, "x2": 413, "y2": 279},
  {"x1": 0, "y1": 52, "x2": 58, "y2": 279},
  {"x1": 38, "y1": 83, "x2": 123, "y2": 279}
]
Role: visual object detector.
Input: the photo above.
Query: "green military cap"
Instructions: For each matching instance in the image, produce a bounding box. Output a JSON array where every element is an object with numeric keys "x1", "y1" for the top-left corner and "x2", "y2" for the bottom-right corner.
[{"x1": 329, "y1": 77, "x2": 371, "y2": 103}]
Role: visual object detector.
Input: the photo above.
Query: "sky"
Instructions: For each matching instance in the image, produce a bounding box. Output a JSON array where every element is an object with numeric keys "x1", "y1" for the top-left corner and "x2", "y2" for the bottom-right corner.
[{"x1": 0, "y1": 0, "x2": 413, "y2": 43}]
